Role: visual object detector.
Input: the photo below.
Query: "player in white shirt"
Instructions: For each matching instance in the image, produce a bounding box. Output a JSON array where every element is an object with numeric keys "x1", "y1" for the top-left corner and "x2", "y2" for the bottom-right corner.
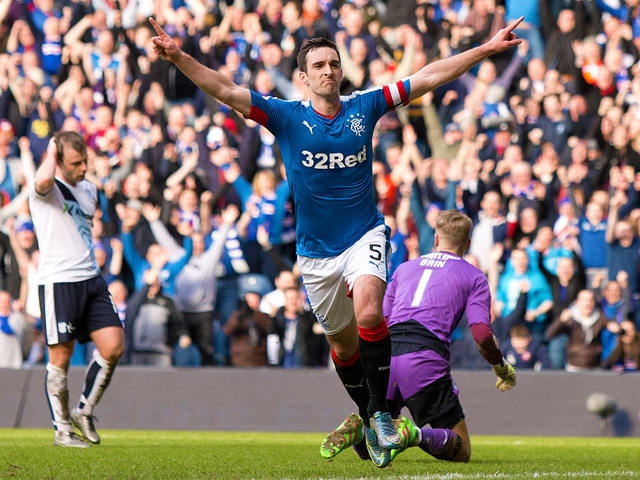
[{"x1": 29, "y1": 132, "x2": 124, "y2": 448}]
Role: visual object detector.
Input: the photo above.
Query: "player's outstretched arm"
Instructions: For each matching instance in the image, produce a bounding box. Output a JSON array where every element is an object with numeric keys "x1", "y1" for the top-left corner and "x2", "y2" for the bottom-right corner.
[
  {"x1": 407, "y1": 16, "x2": 524, "y2": 101},
  {"x1": 34, "y1": 138, "x2": 58, "y2": 195},
  {"x1": 149, "y1": 17, "x2": 251, "y2": 117}
]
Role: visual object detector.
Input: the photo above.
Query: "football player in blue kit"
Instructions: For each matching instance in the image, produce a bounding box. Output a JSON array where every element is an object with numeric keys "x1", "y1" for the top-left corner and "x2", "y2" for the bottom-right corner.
[{"x1": 150, "y1": 15, "x2": 523, "y2": 468}]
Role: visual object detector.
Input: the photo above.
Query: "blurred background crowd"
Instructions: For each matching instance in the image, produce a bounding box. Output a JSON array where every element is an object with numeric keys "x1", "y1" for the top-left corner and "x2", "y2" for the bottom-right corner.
[{"x1": 2, "y1": 0, "x2": 640, "y2": 373}]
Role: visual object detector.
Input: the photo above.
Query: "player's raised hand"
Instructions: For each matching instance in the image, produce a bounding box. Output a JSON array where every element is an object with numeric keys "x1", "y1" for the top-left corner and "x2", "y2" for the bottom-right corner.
[
  {"x1": 492, "y1": 359, "x2": 516, "y2": 392},
  {"x1": 486, "y1": 16, "x2": 523, "y2": 55},
  {"x1": 149, "y1": 17, "x2": 182, "y2": 63}
]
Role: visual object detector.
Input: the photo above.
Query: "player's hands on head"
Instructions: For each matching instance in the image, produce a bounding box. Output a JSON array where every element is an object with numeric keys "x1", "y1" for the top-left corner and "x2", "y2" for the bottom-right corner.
[
  {"x1": 46, "y1": 138, "x2": 59, "y2": 163},
  {"x1": 492, "y1": 358, "x2": 516, "y2": 392}
]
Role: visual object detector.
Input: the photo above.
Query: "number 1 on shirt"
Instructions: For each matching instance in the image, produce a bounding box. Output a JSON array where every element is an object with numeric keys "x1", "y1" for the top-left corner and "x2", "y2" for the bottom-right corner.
[{"x1": 411, "y1": 269, "x2": 433, "y2": 307}]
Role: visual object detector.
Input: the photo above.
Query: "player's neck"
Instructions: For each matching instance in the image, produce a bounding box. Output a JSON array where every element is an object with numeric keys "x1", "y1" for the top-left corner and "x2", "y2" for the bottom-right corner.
[
  {"x1": 55, "y1": 170, "x2": 78, "y2": 187},
  {"x1": 436, "y1": 247, "x2": 464, "y2": 258},
  {"x1": 310, "y1": 93, "x2": 341, "y2": 118}
]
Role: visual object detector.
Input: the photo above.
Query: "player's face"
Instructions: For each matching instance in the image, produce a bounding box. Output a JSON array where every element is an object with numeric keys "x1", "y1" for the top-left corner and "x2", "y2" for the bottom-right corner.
[
  {"x1": 59, "y1": 145, "x2": 88, "y2": 186},
  {"x1": 301, "y1": 47, "x2": 342, "y2": 97}
]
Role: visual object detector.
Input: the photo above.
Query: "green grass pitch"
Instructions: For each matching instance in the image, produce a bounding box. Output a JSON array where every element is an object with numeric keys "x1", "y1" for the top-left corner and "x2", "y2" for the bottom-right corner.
[{"x1": 1, "y1": 429, "x2": 638, "y2": 479}]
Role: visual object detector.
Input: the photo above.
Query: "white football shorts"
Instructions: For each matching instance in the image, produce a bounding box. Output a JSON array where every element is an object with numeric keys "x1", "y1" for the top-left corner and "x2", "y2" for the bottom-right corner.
[{"x1": 298, "y1": 224, "x2": 389, "y2": 336}]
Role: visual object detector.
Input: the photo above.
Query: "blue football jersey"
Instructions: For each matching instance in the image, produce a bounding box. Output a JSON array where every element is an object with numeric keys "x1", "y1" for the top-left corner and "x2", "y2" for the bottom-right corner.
[{"x1": 247, "y1": 79, "x2": 411, "y2": 258}]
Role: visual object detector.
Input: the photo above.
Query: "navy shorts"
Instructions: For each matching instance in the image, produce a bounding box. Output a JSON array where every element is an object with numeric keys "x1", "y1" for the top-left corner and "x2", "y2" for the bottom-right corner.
[{"x1": 39, "y1": 275, "x2": 122, "y2": 345}]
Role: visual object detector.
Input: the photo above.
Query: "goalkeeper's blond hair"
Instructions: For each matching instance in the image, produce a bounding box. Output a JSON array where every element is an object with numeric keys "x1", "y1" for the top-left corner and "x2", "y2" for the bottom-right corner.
[{"x1": 435, "y1": 210, "x2": 472, "y2": 250}]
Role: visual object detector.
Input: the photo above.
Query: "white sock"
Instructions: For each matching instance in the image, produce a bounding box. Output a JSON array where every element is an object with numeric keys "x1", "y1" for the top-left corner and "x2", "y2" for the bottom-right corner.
[
  {"x1": 76, "y1": 353, "x2": 116, "y2": 415},
  {"x1": 45, "y1": 363, "x2": 72, "y2": 432}
]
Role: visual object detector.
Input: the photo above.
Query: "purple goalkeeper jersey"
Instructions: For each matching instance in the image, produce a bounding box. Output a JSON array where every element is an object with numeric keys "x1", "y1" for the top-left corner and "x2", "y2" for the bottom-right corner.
[{"x1": 384, "y1": 252, "x2": 492, "y2": 388}]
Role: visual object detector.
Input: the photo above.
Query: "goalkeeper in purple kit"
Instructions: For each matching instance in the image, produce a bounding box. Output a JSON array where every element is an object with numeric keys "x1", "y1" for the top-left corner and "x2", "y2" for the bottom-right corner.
[
  {"x1": 329, "y1": 210, "x2": 516, "y2": 464},
  {"x1": 384, "y1": 210, "x2": 515, "y2": 463}
]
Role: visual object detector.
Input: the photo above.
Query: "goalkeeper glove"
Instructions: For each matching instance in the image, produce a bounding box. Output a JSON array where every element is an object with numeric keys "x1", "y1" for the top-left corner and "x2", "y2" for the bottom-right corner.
[{"x1": 491, "y1": 358, "x2": 516, "y2": 392}]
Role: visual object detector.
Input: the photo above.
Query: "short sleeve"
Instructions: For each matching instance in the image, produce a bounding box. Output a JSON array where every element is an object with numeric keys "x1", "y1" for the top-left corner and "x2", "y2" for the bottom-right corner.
[{"x1": 247, "y1": 91, "x2": 296, "y2": 136}]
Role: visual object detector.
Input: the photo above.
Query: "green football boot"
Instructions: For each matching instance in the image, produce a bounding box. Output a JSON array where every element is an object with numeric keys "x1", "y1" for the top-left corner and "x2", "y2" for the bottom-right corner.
[
  {"x1": 389, "y1": 415, "x2": 420, "y2": 461},
  {"x1": 320, "y1": 413, "x2": 364, "y2": 459}
]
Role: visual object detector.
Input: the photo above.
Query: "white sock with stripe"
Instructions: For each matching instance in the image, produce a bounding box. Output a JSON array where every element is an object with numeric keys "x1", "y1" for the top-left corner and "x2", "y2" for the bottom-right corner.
[
  {"x1": 45, "y1": 363, "x2": 72, "y2": 432},
  {"x1": 75, "y1": 353, "x2": 115, "y2": 415}
]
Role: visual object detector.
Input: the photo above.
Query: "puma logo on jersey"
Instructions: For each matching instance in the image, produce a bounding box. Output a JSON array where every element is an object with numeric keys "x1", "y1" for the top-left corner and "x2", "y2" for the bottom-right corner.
[
  {"x1": 301, "y1": 145, "x2": 367, "y2": 169},
  {"x1": 302, "y1": 120, "x2": 316, "y2": 134},
  {"x1": 369, "y1": 260, "x2": 381, "y2": 270}
]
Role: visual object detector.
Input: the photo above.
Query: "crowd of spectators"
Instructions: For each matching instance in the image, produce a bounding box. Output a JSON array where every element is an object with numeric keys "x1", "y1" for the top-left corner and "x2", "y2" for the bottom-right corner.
[{"x1": 2, "y1": 0, "x2": 640, "y2": 373}]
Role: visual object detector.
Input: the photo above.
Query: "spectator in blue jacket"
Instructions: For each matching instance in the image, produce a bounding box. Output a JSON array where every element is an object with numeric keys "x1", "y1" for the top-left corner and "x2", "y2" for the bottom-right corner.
[
  {"x1": 120, "y1": 206, "x2": 193, "y2": 296},
  {"x1": 495, "y1": 248, "x2": 553, "y2": 338}
]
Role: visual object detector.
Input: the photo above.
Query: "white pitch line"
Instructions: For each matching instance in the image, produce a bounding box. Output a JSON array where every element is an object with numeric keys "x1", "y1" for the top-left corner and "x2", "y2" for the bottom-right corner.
[{"x1": 303, "y1": 470, "x2": 638, "y2": 480}]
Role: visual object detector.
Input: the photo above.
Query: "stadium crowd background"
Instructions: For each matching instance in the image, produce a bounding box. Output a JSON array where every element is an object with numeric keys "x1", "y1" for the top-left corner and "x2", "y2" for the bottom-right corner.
[{"x1": 1, "y1": 0, "x2": 640, "y2": 372}]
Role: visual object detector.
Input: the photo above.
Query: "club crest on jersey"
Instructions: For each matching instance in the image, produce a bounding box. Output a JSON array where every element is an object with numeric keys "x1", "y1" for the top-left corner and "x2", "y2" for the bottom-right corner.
[{"x1": 346, "y1": 113, "x2": 366, "y2": 136}]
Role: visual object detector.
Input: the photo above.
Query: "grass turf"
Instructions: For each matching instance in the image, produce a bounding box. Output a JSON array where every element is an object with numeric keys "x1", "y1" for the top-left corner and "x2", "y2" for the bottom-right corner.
[{"x1": 0, "y1": 429, "x2": 638, "y2": 479}]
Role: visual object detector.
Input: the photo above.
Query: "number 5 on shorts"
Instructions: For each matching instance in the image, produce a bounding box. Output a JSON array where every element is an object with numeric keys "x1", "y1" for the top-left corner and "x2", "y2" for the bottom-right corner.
[{"x1": 369, "y1": 244, "x2": 383, "y2": 261}]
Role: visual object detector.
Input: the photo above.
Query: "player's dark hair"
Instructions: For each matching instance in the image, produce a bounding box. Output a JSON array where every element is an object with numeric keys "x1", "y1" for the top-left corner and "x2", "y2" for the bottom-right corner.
[
  {"x1": 54, "y1": 131, "x2": 87, "y2": 164},
  {"x1": 436, "y1": 210, "x2": 472, "y2": 248},
  {"x1": 297, "y1": 37, "x2": 341, "y2": 73}
]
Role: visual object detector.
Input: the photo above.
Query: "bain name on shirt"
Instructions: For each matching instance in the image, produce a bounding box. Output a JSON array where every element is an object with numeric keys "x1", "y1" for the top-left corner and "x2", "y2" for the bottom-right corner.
[{"x1": 419, "y1": 252, "x2": 461, "y2": 269}]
